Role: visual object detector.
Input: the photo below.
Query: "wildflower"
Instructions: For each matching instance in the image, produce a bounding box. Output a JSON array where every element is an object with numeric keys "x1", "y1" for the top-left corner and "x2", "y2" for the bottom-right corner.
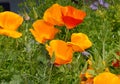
[
  {"x1": 93, "y1": 72, "x2": 120, "y2": 84},
  {"x1": 81, "y1": 51, "x2": 90, "y2": 57},
  {"x1": 30, "y1": 20, "x2": 59, "y2": 44},
  {"x1": 46, "y1": 40, "x2": 74, "y2": 65},
  {"x1": 90, "y1": 0, "x2": 109, "y2": 10},
  {"x1": 0, "y1": 11, "x2": 23, "y2": 38},
  {"x1": 90, "y1": 1, "x2": 99, "y2": 10},
  {"x1": 61, "y1": 6, "x2": 86, "y2": 29},
  {"x1": 43, "y1": 4, "x2": 64, "y2": 26},
  {"x1": 68, "y1": 33, "x2": 92, "y2": 52},
  {"x1": 43, "y1": 3, "x2": 86, "y2": 29}
]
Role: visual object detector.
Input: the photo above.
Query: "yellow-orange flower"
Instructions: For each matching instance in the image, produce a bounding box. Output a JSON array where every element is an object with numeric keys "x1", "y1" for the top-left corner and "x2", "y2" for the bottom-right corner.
[
  {"x1": 68, "y1": 33, "x2": 92, "y2": 52},
  {"x1": 0, "y1": 11, "x2": 23, "y2": 38},
  {"x1": 61, "y1": 6, "x2": 86, "y2": 29},
  {"x1": 30, "y1": 20, "x2": 59, "y2": 44},
  {"x1": 93, "y1": 72, "x2": 120, "y2": 84},
  {"x1": 43, "y1": 4, "x2": 64, "y2": 26},
  {"x1": 46, "y1": 40, "x2": 74, "y2": 65}
]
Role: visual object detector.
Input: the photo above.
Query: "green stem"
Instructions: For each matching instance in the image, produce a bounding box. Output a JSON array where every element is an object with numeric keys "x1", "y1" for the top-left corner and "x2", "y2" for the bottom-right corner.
[
  {"x1": 102, "y1": 41, "x2": 105, "y2": 61},
  {"x1": 65, "y1": 29, "x2": 69, "y2": 41},
  {"x1": 48, "y1": 63, "x2": 53, "y2": 84}
]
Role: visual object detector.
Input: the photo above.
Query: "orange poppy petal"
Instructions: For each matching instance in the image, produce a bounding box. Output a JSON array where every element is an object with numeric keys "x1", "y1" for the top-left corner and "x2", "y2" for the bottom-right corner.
[
  {"x1": 61, "y1": 6, "x2": 86, "y2": 29},
  {"x1": 30, "y1": 20, "x2": 59, "y2": 44},
  {"x1": 67, "y1": 42, "x2": 84, "y2": 52},
  {"x1": 43, "y1": 4, "x2": 64, "y2": 26},
  {"x1": 46, "y1": 40, "x2": 74, "y2": 65},
  {"x1": 0, "y1": 29, "x2": 22, "y2": 38},
  {"x1": 68, "y1": 33, "x2": 92, "y2": 52},
  {"x1": 0, "y1": 11, "x2": 23, "y2": 31},
  {"x1": 93, "y1": 72, "x2": 120, "y2": 84},
  {"x1": 62, "y1": 17, "x2": 83, "y2": 29},
  {"x1": 30, "y1": 29, "x2": 46, "y2": 43}
]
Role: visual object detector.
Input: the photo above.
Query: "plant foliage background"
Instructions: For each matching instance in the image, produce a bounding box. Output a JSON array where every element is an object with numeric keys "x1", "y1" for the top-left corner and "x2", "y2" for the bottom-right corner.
[{"x1": 0, "y1": 0, "x2": 120, "y2": 84}]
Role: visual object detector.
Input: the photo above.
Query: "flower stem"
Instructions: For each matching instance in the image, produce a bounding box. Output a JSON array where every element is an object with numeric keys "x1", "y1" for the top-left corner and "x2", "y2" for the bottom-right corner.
[
  {"x1": 102, "y1": 41, "x2": 105, "y2": 61},
  {"x1": 48, "y1": 63, "x2": 53, "y2": 84},
  {"x1": 65, "y1": 29, "x2": 69, "y2": 41}
]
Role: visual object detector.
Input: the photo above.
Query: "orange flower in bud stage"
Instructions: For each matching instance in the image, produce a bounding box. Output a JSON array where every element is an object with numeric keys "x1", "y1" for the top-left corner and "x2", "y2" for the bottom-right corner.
[
  {"x1": 46, "y1": 40, "x2": 74, "y2": 65},
  {"x1": 61, "y1": 6, "x2": 86, "y2": 29},
  {"x1": 30, "y1": 20, "x2": 59, "y2": 44},
  {"x1": 43, "y1": 4, "x2": 64, "y2": 26},
  {"x1": 93, "y1": 72, "x2": 120, "y2": 84},
  {"x1": 68, "y1": 33, "x2": 92, "y2": 52},
  {"x1": 0, "y1": 11, "x2": 23, "y2": 38}
]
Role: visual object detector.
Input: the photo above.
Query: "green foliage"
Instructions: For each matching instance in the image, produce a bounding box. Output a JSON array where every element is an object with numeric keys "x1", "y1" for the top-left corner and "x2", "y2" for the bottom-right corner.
[{"x1": 0, "y1": 0, "x2": 120, "y2": 84}]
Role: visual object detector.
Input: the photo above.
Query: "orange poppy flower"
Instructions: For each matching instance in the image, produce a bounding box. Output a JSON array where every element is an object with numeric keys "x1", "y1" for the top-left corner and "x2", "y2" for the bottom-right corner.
[
  {"x1": 0, "y1": 11, "x2": 23, "y2": 38},
  {"x1": 68, "y1": 33, "x2": 92, "y2": 52},
  {"x1": 61, "y1": 6, "x2": 86, "y2": 29},
  {"x1": 43, "y1": 3, "x2": 86, "y2": 29},
  {"x1": 93, "y1": 72, "x2": 120, "y2": 84},
  {"x1": 43, "y1": 4, "x2": 64, "y2": 26},
  {"x1": 30, "y1": 20, "x2": 59, "y2": 44},
  {"x1": 46, "y1": 40, "x2": 74, "y2": 65}
]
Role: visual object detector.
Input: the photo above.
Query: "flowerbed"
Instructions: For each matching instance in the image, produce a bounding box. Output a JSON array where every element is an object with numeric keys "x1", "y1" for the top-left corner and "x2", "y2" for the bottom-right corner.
[{"x1": 0, "y1": 0, "x2": 120, "y2": 84}]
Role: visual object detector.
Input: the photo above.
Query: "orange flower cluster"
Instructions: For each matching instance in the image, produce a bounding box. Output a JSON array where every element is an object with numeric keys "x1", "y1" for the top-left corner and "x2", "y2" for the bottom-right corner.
[
  {"x1": 0, "y1": 3, "x2": 120, "y2": 84},
  {"x1": 46, "y1": 33, "x2": 92, "y2": 65},
  {"x1": 0, "y1": 4, "x2": 91, "y2": 65},
  {"x1": 30, "y1": 3, "x2": 92, "y2": 65},
  {"x1": 0, "y1": 11, "x2": 23, "y2": 38},
  {"x1": 30, "y1": 3, "x2": 87, "y2": 44}
]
